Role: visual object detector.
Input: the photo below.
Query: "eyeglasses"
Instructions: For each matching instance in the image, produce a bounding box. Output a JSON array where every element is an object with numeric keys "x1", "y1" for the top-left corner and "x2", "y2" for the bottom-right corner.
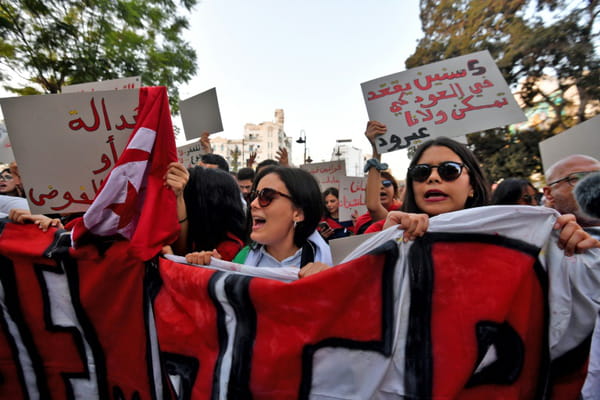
[
  {"x1": 0, "y1": 174, "x2": 13, "y2": 182},
  {"x1": 381, "y1": 179, "x2": 393, "y2": 188},
  {"x1": 408, "y1": 161, "x2": 465, "y2": 183},
  {"x1": 548, "y1": 171, "x2": 596, "y2": 187},
  {"x1": 249, "y1": 188, "x2": 294, "y2": 207}
]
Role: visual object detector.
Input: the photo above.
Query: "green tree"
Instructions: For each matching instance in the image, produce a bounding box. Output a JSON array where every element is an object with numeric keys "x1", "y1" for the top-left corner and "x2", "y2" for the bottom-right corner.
[
  {"x1": 0, "y1": 0, "x2": 198, "y2": 111},
  {"x1": 406, "y1": 0, "x2": 599, "y2": 181}
]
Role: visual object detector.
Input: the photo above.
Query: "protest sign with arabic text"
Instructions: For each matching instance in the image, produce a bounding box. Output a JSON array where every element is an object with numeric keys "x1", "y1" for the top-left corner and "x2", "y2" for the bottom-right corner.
[
  {"x1": 338, "y1": 176, "x2": 367, "y2": 221},
  {"x1": 0, "y1": 90, "x2": 139, "y2": 214},
  {"x1": 300, "y1": 160, "x2": 346, "y2": 191},
  {"x1": 361, "y1": 51, "x2": 526, "y2": 154},
  {"x1": 62, "y1": 76, "x2": 141, "y2": 93},
  {"x1": 177, "y1": 141, "x2": 207, "y2": 168}
]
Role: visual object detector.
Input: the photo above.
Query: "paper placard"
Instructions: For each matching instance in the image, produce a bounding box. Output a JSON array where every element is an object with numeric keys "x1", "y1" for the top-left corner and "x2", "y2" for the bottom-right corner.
[
  {"x1": 180, "y1": 88, "x2": 224, "y2": 140},
  {"x1": 62, "y1": 76, "x2": 141, "y2": 93},
  {"x1": 361, "y1": 50, "x2": 526, "y2": 154},
  {"x1": 0, "y1": 122, "x2": 15, "y2": 163},
  {"x1": 177, "y1": 141, "x2": 207, "y2": 168},
  {"x1": 0, "y1": 90, "x2": 139, "y2": 214},
  {"x1": 539, "y1": 115, "x2": 600, "y2": 172},
  {"x1": 300, "y1": 160, "x2": 346, "y2": 191},
  {"x1": 338, "y1": 176, "x2": 367, "y2": 221}
]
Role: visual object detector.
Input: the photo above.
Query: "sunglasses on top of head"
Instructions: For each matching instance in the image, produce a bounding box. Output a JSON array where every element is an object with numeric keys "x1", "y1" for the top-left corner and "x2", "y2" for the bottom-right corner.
[
  {"x1": 249, "y1": 188, "x2": 293, "y2": 207},
  {"x1": 408, "y1": 161, "x2": 466, "y2": 183}
]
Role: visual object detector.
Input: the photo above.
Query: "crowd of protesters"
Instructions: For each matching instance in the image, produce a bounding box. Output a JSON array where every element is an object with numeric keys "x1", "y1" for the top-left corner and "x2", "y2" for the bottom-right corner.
[{"x1": 1, "y1": 120, "x2": 599, "y2": 396}]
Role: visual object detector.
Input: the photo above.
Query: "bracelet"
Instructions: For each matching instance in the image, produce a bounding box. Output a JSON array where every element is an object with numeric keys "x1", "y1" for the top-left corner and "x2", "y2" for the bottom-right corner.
[
  {"x1": 364, "y1": 158, "x2": 389, "y2": 173},
  {"x1": 178, "y1": 217, "x2": 188, "y2": 223}
]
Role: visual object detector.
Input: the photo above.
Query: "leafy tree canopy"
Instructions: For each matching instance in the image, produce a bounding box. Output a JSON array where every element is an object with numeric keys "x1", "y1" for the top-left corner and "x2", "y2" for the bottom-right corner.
[
  {"x1": 0, "y1": 0, "x2": 198, "y2": 112},
  {"x1": 406, "y1": 0, "x2": 599, "y2": 183}
]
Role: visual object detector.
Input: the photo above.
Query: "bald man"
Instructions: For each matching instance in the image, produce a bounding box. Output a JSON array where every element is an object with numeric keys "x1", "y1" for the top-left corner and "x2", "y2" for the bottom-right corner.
[
  {"x1": 543, "y1": 154, "x2": 600, "y2": 229},
  {"x1": 544, "y1": 155, "x2": 600, "y2": 398}
]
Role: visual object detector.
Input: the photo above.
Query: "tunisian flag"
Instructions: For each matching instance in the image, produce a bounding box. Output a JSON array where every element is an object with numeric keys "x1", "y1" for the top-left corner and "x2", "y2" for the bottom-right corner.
[{"x1": 70, "y1": 86, "x2": 179, "y2": 260}]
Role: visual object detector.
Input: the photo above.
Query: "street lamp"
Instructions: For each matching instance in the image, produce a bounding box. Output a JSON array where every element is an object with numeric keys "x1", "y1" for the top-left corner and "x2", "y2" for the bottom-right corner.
[{"x1": 296, "y1": 129, "x2": 307, "y2": 164}]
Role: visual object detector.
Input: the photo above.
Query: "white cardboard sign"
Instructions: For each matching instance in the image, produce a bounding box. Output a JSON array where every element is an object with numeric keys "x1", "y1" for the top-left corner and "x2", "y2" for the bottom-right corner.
[
  {"x1": 338, "y1": 176, "x2": 367, "y2": 222},
  {"x1": 361, "y1": 50, "x2": 526, "y2": 154},
  {"x1": 539, "y1": 115, "x2": 600, "y2": 172},
  {"x1": 300, "y1": 160, "x2": 346, "y2": 191},
  {"x1": 180, "y1": 88, "x2": 224, "y2": 140},
  {"x1": 62, "y1": 76, "x2": 141, "y2": 93},
  {"x1": 0, "y1": 90, "x2": 139, "y2": 214},
  {"x1": 177, "y1": 141, "x2": 207, "y2": 168}
]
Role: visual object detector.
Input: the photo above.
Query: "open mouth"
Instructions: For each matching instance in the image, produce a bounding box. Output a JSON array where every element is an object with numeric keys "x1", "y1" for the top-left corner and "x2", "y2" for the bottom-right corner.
[
  {"x1": 424, "y1": 190, "x2": 448, "y2": 201},
  {"x1": 252, "y1": 216, "x2": 266, "y2": 230}
]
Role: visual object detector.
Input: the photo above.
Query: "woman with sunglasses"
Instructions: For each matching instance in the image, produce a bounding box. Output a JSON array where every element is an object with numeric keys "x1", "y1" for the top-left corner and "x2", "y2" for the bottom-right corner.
[
  {"x1": 0, "y1": 163, "x2": 31, "y2": 219},
  {"x1": 382, "y1": 137, "x2": 597, "y2": 256},
  {"x1": 232, "y1": 165, "x2": 332, "y2": 271},
  {"x1": 0, "y1": 166, "x2": 25, "y2": 198},
  {"x1": 492, "y1": 178, "x2": 540, "y2": 206}
]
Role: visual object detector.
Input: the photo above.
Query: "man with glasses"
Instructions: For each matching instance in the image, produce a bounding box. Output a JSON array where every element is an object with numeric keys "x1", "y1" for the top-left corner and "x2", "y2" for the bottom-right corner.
[
  {"x1": 543, "y1": 154, "x2": 600, "y2": 399},
  {"x1": 543, "y1": 154, "x2": 600, "y2": 229}
]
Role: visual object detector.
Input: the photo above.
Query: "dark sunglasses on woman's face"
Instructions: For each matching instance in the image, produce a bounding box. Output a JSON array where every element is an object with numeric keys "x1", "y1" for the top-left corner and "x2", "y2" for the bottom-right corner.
[
  {"x1": 381, "y1": 179, "x2": 393, "y2": 188},
  {"x1": 249, "y1": 188, "x2": 293, "y2": 207},
  {"x1": 408, "y1": 161, "x2": 465, "y2": 183},
  {"x1": 0, "y1": 174, "x2": 13, "y2": 182},
  {"x1": 521, "y1": 194, "x2": 540, "y2": 206}
]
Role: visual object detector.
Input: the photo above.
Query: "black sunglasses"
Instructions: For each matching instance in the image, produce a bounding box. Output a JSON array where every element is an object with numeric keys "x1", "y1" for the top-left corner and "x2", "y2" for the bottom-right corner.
[
  {"x1": 381, "y1": 179, "x2": 393, "y2": 188},
  {"x1": 408, "y1": 161, "x2": 465, "y2": 183},
  {"x1": 520, "y1": 194, "x2": 539, "y2": 205},
  {"x1": 249, "y1": 188, "x2": 293, "y2": 207}
]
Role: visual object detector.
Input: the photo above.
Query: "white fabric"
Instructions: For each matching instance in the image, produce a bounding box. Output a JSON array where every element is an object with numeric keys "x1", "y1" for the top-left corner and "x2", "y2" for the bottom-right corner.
[
  {"x1": 163, "y1": 254, "x2": 299, "y2": 282},
  {"x1": 313, "y1": 205, "x2": 600, "y2": 399},
  {"x1": 580, "y1": 227, "x2": 600, "y2": 399},
  {"x1": 243, "y1": 229, "x2": 333, "y2": 268},
  {"x1": 0, "y1": 195, "x2": 29, "y2": 218}
]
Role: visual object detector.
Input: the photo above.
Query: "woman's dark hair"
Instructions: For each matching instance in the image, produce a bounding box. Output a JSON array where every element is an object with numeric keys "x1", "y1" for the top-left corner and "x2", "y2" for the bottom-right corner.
[
  {"x1": 491, "y1": 178, "x2": 537, "y2": 205},
  {"x1": 322, "y1": 187, "x2": 339, "y2": 218},
  {"x1": 401, "y1": 137, "x2": 490, "y2": 214},
  {"x1": 251, "y1": 166, "x2": 323, "y2": 247},
  {"x1": 184, "y1": 166, "x2": 246, "y2": 251}
]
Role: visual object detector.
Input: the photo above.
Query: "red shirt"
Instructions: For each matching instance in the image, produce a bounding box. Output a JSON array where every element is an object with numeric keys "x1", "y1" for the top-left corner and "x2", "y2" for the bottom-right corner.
[{"x1": 354, "y1": 202, "x2": 401, "y2": 234}]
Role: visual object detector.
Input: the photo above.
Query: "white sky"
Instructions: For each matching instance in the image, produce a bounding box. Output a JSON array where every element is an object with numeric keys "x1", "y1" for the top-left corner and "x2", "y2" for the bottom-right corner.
[
  {"x1": 177, "y1": 0, "x2": 423, "y2": 176},
  {"x1": 0, "y1": 0, "x2": 423, "y2": 177}
]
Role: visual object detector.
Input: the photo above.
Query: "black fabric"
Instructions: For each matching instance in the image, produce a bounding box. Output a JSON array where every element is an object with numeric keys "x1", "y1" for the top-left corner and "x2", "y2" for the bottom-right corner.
[
  {"x1": 299, "y1": 240, "x2": 316, "y2": 268},
  {"x1": 466, "y1": 321, "x2": 524, "y2": 387}
]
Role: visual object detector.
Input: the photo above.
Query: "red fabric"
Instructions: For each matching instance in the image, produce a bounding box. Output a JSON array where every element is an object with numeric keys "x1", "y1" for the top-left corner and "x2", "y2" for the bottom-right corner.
[
  {"x1": 321, "y1": 217, "x2": 344, "y2": 230},
  {"x1": 215, "y1": 232, "x2": 244, "y2": 261},
  {"x1": 70, "y1": 86, "x2": 179, "y2": 261},
  {"x1": 354, "y1": 202, "x2": 401, "y2": 234},
  {"x1": 429, "y1": 241, "x2": 544, "y2": 399},
  {"x1": 154, "y1": 250, "x2": 391, "y2": 399},
  {"x1": 365, "y1": 218, "x2": 386, "y2": 233},
  {"x1": 0, "y1": 223, "x2": 161, "y2": 399},
  {"x1": 549, "y1": 361, "x2": 589, "y2": 400},
  {"x1": 154, "y1": 258, "x2": 223, "y2": 399}
]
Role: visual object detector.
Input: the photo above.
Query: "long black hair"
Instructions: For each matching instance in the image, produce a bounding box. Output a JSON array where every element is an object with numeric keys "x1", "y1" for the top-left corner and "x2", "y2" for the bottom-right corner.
[
  {"x1": 184, "y1": 166, "x2": 246, "y2": 251},
  {"x1": 492, "y1": 178, "x2": 538, "y2": 205},
  {"x1": 401, "y1": 137, "x2": 490, "y2": 214},
  {"x1": 251, "y1": 166, "x2": 323, "y2": 247}
]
